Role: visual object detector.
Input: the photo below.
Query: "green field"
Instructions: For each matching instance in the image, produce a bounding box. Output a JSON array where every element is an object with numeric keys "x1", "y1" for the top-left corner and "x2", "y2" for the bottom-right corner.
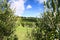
[{"x1": 14, "y1": 26, "x2": 32, "y2": 40}]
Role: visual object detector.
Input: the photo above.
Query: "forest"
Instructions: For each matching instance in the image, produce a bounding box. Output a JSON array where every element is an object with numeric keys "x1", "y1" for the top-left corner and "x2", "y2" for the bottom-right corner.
[{"x1": 0, "y1": 0, "x2": 60, "y2": 40}]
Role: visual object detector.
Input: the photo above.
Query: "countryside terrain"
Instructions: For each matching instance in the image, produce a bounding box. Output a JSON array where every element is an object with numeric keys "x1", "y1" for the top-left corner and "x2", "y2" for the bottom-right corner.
[{"x1": 0, "y1": 0, "x2": 60, "y2": 40}]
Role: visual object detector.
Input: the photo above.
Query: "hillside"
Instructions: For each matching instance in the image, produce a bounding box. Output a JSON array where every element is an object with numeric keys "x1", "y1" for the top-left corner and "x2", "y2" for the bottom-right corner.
[
  {"x1": 20, "y1": 17, "x2": 38, "y2": 22},
  {"x1": 20, "y1": 17, "x2": 40, "y2": 27}
]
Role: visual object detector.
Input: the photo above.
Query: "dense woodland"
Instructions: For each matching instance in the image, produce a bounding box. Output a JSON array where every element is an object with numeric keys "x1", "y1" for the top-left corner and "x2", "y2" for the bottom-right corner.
[{"x1": 0, "y1": 0, "x2": 60, "y2": 40}]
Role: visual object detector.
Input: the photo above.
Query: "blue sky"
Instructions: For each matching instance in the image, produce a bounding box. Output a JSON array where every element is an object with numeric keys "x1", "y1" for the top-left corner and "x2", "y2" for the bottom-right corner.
[{"x1": 9, "y1": 0, "x2": 46, "y2": 17}]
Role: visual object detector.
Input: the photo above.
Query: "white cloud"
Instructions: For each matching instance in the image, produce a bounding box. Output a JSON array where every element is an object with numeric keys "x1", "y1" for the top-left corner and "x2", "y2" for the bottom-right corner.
[
  {"x1": 36, "y1": 0, "x2": 47, "y2": 3},
  {"x1": 26, "y1": 5, "x2": 32, "y2": 9},
  {"x1": 10, "y1": 0, "x2": 26, "y2": 16}
]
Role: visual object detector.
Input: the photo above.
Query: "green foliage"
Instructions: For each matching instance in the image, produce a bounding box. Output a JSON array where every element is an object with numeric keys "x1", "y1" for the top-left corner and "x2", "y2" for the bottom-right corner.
[
  {"x1": 21, "y1": 17, "x2": 38, "y2": 22},
  {"x1": 0, "y1": 0, "x2": 16, "y2": 40},
  {"x1": 20, "y1": 17, "x2": 40, "y2": 27},
  {"x1": 31, "y1": 0, "x2": 60, "y2": 40}
]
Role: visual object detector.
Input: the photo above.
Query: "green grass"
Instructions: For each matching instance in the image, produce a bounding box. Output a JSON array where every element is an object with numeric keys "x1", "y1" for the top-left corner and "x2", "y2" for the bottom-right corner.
[{"x1": 14, "y1": 26, "x2": 32, "y2": 40}]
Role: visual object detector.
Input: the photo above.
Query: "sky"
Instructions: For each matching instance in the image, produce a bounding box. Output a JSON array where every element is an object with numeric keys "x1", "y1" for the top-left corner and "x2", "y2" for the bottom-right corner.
[{"x1": 9, "y1": 0, "x2": 47, "y2": 17}]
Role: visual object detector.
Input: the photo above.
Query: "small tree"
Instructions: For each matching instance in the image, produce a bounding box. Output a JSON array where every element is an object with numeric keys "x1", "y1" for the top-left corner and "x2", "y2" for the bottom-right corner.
[
  {"x1": 0, "y1": 0, "x2": 16, "y2": 40},
  {"x1": 31, "y1": 0, "x2": 60, "y2": 40}
]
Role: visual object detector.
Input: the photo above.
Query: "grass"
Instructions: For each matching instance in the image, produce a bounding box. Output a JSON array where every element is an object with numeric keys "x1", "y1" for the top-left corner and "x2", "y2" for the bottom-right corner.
[{"x1": 14, "y1": 26, "x2": 32, "y2": 40}]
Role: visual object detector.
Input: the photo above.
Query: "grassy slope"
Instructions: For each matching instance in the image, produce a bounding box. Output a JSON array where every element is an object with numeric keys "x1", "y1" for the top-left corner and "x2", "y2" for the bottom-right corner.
[
  {"x1": 14, "y1": 17, "x2": 37, "y2": 40},
  {"x1": 14, "y1": 26, "x2": 32, "y2": 40}
]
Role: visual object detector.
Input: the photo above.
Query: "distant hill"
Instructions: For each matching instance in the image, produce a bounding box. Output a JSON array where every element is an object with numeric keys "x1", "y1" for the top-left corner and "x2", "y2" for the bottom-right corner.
[
  {"x1": 20, "y1": 17, "x2": 41, "y2": 27},
  {"x1": 20, "y1": 17, "x2": 39, "y2": 22}
]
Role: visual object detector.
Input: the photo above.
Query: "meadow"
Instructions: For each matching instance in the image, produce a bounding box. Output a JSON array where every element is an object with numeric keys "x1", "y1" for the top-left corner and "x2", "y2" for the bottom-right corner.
[{"x1": 14, "y1": 26, "x2": 32, "y2": 40}]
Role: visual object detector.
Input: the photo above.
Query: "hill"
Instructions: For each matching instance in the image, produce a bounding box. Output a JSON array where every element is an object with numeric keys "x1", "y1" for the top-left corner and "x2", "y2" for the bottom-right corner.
[{"x1": 20, "y1": 17, "x2": 40, "y2": 27}]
